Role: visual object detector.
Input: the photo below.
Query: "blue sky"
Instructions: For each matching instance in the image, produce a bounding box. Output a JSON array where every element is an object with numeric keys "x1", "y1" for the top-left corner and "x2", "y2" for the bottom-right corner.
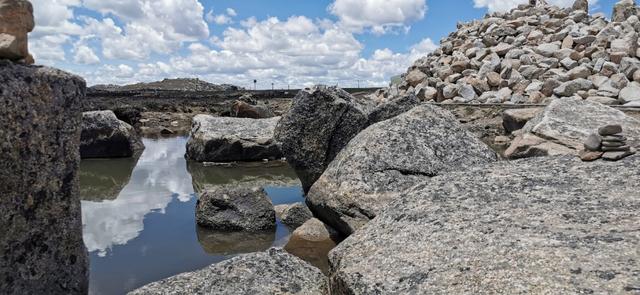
[{"x1": 29, "y1": 0, "x2": 618, "y2": 88}]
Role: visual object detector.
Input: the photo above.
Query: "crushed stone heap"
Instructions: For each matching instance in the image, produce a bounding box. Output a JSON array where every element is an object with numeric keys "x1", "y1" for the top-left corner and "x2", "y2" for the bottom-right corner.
[{"x1": 377, "y1": 0, "x2": 640, "y2": 106}]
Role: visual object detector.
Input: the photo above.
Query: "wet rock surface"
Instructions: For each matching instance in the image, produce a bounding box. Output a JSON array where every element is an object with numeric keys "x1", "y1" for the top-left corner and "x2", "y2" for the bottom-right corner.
[
  {"x1": 285, "y1": 218, "x2": 342, "y2": 274},
  {"x1": 275, "y1": 86, "x2": 373, "y2": 193},
  {"x1": 506, "y1": 98, "x2": 640, "y2": 158},
  {"x1": 81, "y1": 110, "x2": 145, "y2": 158},
  {"x1": 330, "y1": 155, "x2": 640, "y2": 294},
  {"x1": 186, "y1": 115, "x2": 282, "y2": 162},
  {"x1": 196, "y1": 186, "x2": 276, "y2": 232},
  {"x1": 129, "y1": 248, "x2": 328, "y2": 295},
  {"x1": 0, "y1": 61, "x2": 88, "y2": 293},
  {"x1": 307, "y1": 104, "x2": 497, "y2": 236}
]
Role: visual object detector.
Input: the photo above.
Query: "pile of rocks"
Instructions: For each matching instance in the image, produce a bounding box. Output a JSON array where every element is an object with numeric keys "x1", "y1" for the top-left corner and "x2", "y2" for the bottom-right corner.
[
  {"x1": 376, "y1": 0, "x2": 640, "y2": 106},
  {"x1": 0, "y1": 0, "x2": 34, "y2": 64},
  {"x1": 582, "y1": 124, "x2": 637, "y2": 160}
]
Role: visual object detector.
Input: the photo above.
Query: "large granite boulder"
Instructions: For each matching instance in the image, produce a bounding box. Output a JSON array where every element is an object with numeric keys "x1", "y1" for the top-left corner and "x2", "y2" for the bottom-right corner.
[
  {"x1": 196, "y1": 186, "x2": 276, "y2": 232},
  {"x1": 81, "y1": 110, "x2": 144, "y2": 159},
  {"x1": 0, "y1": 0, "x2": 34, "y2": 63},
  {"x1": 285, "y1": 218, "x2": 341, "y2": 273},
  {"x1": 129, "y1": 248, "x2": 328, "y2": 294},
  {"x1": 307, "y1": 104, "x2": 497, "y2": 236},
  {"x1": 330, "y1": 156, "x2": 640, "y2": 294},
  {"x1": 0, "y1": 61, "x2": 88, "y2": 293},
  {"x1": 366, "y1": 94, "x2": 421, "y2": 125},
  {"x1": 186, "y1": 115, "x2": 282, "y2": 162},
  {"x1": 506, "y1": 98, "x2": 640, "y2": 159},
  {"x1": 231, "y1": 100, "x2": 275, "y2": 119},
  {"x1": 275, "y1": 86, "x2": 373, "y2": 193}
]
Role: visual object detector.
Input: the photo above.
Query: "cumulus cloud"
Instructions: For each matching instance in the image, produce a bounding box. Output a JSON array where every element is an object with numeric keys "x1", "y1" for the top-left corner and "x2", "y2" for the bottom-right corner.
[
  {"x1": 329, "y1": 0, "x2": 427, "y2": 34},
  {"x1": 473, "y1": 0, "x2": 598, "y2": 12},
  {"x1": 206, "y1": 8, "x2": 237, "y2": 25},
  {"x1": 73, "y1": 45, "x2": 100, "y2": 64}
]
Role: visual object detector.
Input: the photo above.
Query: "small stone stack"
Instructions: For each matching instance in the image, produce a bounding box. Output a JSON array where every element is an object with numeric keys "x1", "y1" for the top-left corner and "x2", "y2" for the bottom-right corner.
[
  {"x1": 0, "y1": 0, "x2": 34, "y2": 64},
  {"x1": 581, "y1": 124, "x2": 637, "y2": 161}
]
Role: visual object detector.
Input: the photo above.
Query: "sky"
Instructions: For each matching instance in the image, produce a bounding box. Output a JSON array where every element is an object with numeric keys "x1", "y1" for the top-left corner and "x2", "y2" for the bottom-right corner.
[{"x1": 30, "y1": 0, "x2": 618, "y2": 89}]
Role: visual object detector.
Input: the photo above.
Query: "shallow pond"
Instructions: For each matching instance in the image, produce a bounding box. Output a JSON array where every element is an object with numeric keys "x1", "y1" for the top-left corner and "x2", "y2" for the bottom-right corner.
[{"x1": 79, "y1": 137, "x2": 306, "y2": 295}]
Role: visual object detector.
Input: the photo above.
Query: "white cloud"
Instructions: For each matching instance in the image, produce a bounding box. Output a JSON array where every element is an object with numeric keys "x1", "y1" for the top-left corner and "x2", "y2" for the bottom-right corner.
[
  {"x1": 329, "y1": 0, "x2": 427, "y2": 34},
  {"x1": 473, "y1": 0, "x2": 598, "y2": 12},
  {"x1": 226, "y1": 8, "x2": 237, "y2": 17},
  {"x1": 73, "y1": 45, "x2": 100, "y2": 64}
]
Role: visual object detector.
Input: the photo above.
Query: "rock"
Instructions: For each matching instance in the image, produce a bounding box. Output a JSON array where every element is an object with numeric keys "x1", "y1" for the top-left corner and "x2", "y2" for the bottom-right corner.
[
  {"x1": 486, "y1": 72, "x2": 502, "y2": 87},
  {"x1": 598, "y1": 124, "x2": 623, "y2": 136},
  {"x1": 275, "y1": 86, "x2": 372, "y2": 193},
  {"x1": 80, "y1": 111, "x2": 144, "y2": 159},
  {"x1": 288, "y1": 218, "x2": 340, "y2": 243},
  {"x1": 536, "y1": 43, "x2": 560, "y2": 57},
  {"x1": 0, "y1": 0, "x2": 34, "y2": 61},
  {"x1": 277, "y1": 202, "x2": 313, "y2": 229},
  {"x1": 619, "y1": 82, "x2": 640, "y2": 104},
  {"x1": 186, "y1": 115, "x2": 282, "y2": 162},
  {"x1": 612, "y1": 0, "x2": 637, "y2": 23},
  {"x1": 567, "y1": 66, "x2": 591, "y2": 80},
  {"x1": 601, "y1": 145, "x2": 631, "y2": 152},
  {"x1": 553, "y1": 79, "x2": 593, "y2": 97},
  {"x1": 506, "y1": 98, "x2": 640, "y2": 158},
  {"x1": 458, "y1": 84, "x2": 477, "y2": 102},
  {"x1": 502, "y1": 108, "x2": 542, "y2": 133},
  {"x1": 0, "y1": 61, "x2": 88, "y2": 293},
  {"x1": 329, "y1": 156, "x2": 640, "y2": 294},
  {"x1": 196, "y1": 227, "x2": 273, "y2": 255},
  {"x1": 231, "y1": 100, "x2": 275, "y2": 119},
  {"x1": 366, "y1": 94, "x2": 420, "y2": 125},
  {"x1": 572, "y1": 0, "x2": 588, "y2": 12},
  {"x1": 584, "y1": 133, "x2": 602, "y2": 151},
  {"x1": 587, "y1": 96, "x2": 619, "y2": 105},
  {"x1": 579, "y1": 149, "x2": 603, "y2": 161},
  {"x1": 415, "y1": 85, "x2": 437, "y2": 101},
  {"x1": 130, "y1": 248, "x2": 327, "y2": 295},
  {"x1": 195, "y1": 186, "x2": 276, "y2": 232},
  {"x1": 405, "y1": 69, "x2": 427, "y2": 87},
  {"x1": 494, "y1": 135, "x2": 510, "y2": 145},
  {"x1": 307, "y1": 105, "x2": 497, "y2": 236},
  {"x1": 602, "y1": 148, "x2": 636, "y2": 160}
]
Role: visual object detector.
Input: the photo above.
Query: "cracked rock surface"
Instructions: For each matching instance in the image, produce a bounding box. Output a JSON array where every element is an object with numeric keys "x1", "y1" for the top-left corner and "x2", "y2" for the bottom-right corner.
[
  {"x1": 329, "y1": 155, "x2": 640, "y2": 294},
  {"x1": 306, "y1": 104, "x2": 497, "y2": 236}
]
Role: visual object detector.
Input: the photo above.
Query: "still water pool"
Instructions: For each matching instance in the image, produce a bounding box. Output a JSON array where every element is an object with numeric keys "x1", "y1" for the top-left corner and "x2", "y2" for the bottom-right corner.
[{"x1": 79, "y1": 137, "x2": 304, "y2": 295}]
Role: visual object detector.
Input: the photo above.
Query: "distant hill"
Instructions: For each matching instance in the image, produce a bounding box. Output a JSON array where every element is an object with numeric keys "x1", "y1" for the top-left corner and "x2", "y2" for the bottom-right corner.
[{"x1": 90, "y1": 78, "x2": 243, "y2": 92}]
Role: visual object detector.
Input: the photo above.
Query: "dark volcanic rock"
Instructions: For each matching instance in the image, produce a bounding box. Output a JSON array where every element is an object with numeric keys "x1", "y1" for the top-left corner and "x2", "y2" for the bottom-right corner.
[
  {"x1": 80, "y1": 110, "x2": 145, "y2": 158},
  {"x1": 0, "y1": 61, "x2": 88, "y2": 293},
  {"x1": 186, "y1": 115, "x2": 282, "y2": 162},
  {"x1": 129, "y1": 248, "x2": 328, "y2": 295},
  {"x1": 196, "y1": 186, "x2": 276, "y2": 232},
  {"x1": 307, "y1": 104, "x2": 497, "y2": 236},
  {"x1": 275, "y1": 86, "x2": 373, "y2": 193},
  {"x1": 330, "y1": 156, "x2": 640, "y2": 294}
]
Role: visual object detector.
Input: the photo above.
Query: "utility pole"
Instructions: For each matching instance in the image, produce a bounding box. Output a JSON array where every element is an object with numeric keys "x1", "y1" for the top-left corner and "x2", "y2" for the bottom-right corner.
[
  {"x1": 271, "y1": 83, "x2": 274, "y2": 91},
  {"x1": 253, "y1": 80, "x2": 257, "y2": 90}
]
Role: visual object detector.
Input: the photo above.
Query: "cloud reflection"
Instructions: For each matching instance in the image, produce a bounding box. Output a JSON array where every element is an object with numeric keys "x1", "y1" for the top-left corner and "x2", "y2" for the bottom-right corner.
[{"x1": 81, "y1": 137, "x2": 195, "y2": 256}]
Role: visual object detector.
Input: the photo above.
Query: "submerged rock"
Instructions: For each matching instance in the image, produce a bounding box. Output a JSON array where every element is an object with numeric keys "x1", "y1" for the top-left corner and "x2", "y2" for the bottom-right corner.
[
  {"x1": 80, "y1": 110, "x2": 145, "y2": 158},
  {"x1": 0, "y1": 61, "x2": 88, "y2": 293},
  {"x1": 307, "y1": 104, "x2": 497, "y2": 236},
  {"x1": 130, "y1": 248, "x2": 328, "y2": 295},
  {"x1": 275, "y1": 86, "x2": 372, "y2": 193},
  {"x1": 196, "y1": 226, "x2": 274, "y2": 255},
  {"x1": 330, "y1": 156, "x2": 640, "y2": 294},
  {"x1": 196, "y1": 186, "x2": 276, "y2": 232},
  {"x1": 186, "y1": 115, "x2": 282, "y2": 162},
  {"x1": 506, "y1": 98, "x2": 640, "y2": 158},
  {"x1": 285, "y1": 218, "x2": 341, "y2": 274}
]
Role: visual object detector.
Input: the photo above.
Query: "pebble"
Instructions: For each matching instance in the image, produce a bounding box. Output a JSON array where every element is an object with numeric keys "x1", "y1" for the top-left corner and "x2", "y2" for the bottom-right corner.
[
  {"x1": 601, "y1": 145, "x2": 631, "y2": 152},
  {"x1": 583, "y1": 133, "x2": 602, "y2": 151},
  {"x1": 602, "y1": 135, "x2": 626, "y2": 142},
  {"x1": 602, "y1": 148, "x2": 636, "y2": 161},
  {"x1": 601, "y1": 141, "x2": 625, "y2": 148},
  {"x1": 598, "y1": 124, "x2": 623, "y2": 136},
  {"x1": 579, "y1": 149, "x2": 604, "y2": 162}
]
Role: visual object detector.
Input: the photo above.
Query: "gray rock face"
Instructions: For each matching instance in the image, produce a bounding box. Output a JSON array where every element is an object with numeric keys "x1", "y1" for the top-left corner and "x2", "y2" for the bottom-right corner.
[
  {"x1": 81, "y1": 110, "x2": 145, "y2": 158},
  {"x1": 330, "y1": 156, "x2": 640, "y2": 294},
  {"x1": 506, "y1": 98, "x2": 640, "y2": 158},
  {"x1": 0, "y1": 61, "x2": 88, "y2": 293},
  {"x1": 130, "y1": 248, "x2": 328, "y2": 295},
  {"x1": 502, "y1": 108, "x2": 542, "y2": 133},
  {"x1": 276, "y1": 202, "x2": 314, "y2": 229},
  {"x1": 307, "y1": 105, "x2": 497, "y2": 236},
  {"x1": 186, "y1": 115, "x2": 282, "y2": 162},
  {"x1": 366, "y1": 94, "x2": 420, "y2": 125},
  {"x1": 275, "y1": 86, "x2": 372, "y2": 193},
  {"x1": 196, "y1": 186, "x2": 276, "y2": 232}
]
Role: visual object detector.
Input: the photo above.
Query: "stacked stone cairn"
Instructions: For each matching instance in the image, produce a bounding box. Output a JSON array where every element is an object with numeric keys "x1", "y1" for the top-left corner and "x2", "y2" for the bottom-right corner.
[
  {"x1": 581, "y1": 124, "x2": 637, "y2": 161},
  {"x1": 0, "y1": 0, "x2": 35, "y2": 64},
  {"x1": 374, "y1": 0, "x2": 640, "y2": 106}
]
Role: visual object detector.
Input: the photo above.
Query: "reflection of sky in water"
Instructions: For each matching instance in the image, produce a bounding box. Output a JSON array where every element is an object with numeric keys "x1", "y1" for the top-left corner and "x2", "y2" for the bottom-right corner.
[{"x1": 81, "y1": 137, "x2": 194, "y2": 257}]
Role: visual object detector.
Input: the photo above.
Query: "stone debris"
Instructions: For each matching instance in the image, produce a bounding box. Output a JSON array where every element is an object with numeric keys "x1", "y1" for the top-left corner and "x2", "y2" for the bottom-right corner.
[
  {"x1": 581, "y1": 124, "x2": 637, "y2": 161},
  {"x1": 374, "y1": 0, "x2": 640, "y2": 107},
  {"x1": 0, "y1": 0, "x2": 34, "y2": 64}
]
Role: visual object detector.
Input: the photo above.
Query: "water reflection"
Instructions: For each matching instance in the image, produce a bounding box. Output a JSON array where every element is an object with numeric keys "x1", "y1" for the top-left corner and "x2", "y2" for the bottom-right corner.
[
  {"x1": 81, "y1": 137, "x2": 194, "y2": 256},
  {"x1": 79, "y1": 158, "x2": 138, "y2": 201},
  {"x1": 188, "y1": 161, "x2": 300, "y2": 194},
  {"x1": 196, "y1": 226, "x2": 275, "y2": 255}
]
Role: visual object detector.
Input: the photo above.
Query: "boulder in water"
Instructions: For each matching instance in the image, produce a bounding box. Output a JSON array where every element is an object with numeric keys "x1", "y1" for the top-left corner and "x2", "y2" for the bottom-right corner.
[
  {"x1": 196, "y1": 186, "x2": 276, "y2": 232},
  {"x1": 81, "y1": 110, "x2": 144, "y2": 158}
]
